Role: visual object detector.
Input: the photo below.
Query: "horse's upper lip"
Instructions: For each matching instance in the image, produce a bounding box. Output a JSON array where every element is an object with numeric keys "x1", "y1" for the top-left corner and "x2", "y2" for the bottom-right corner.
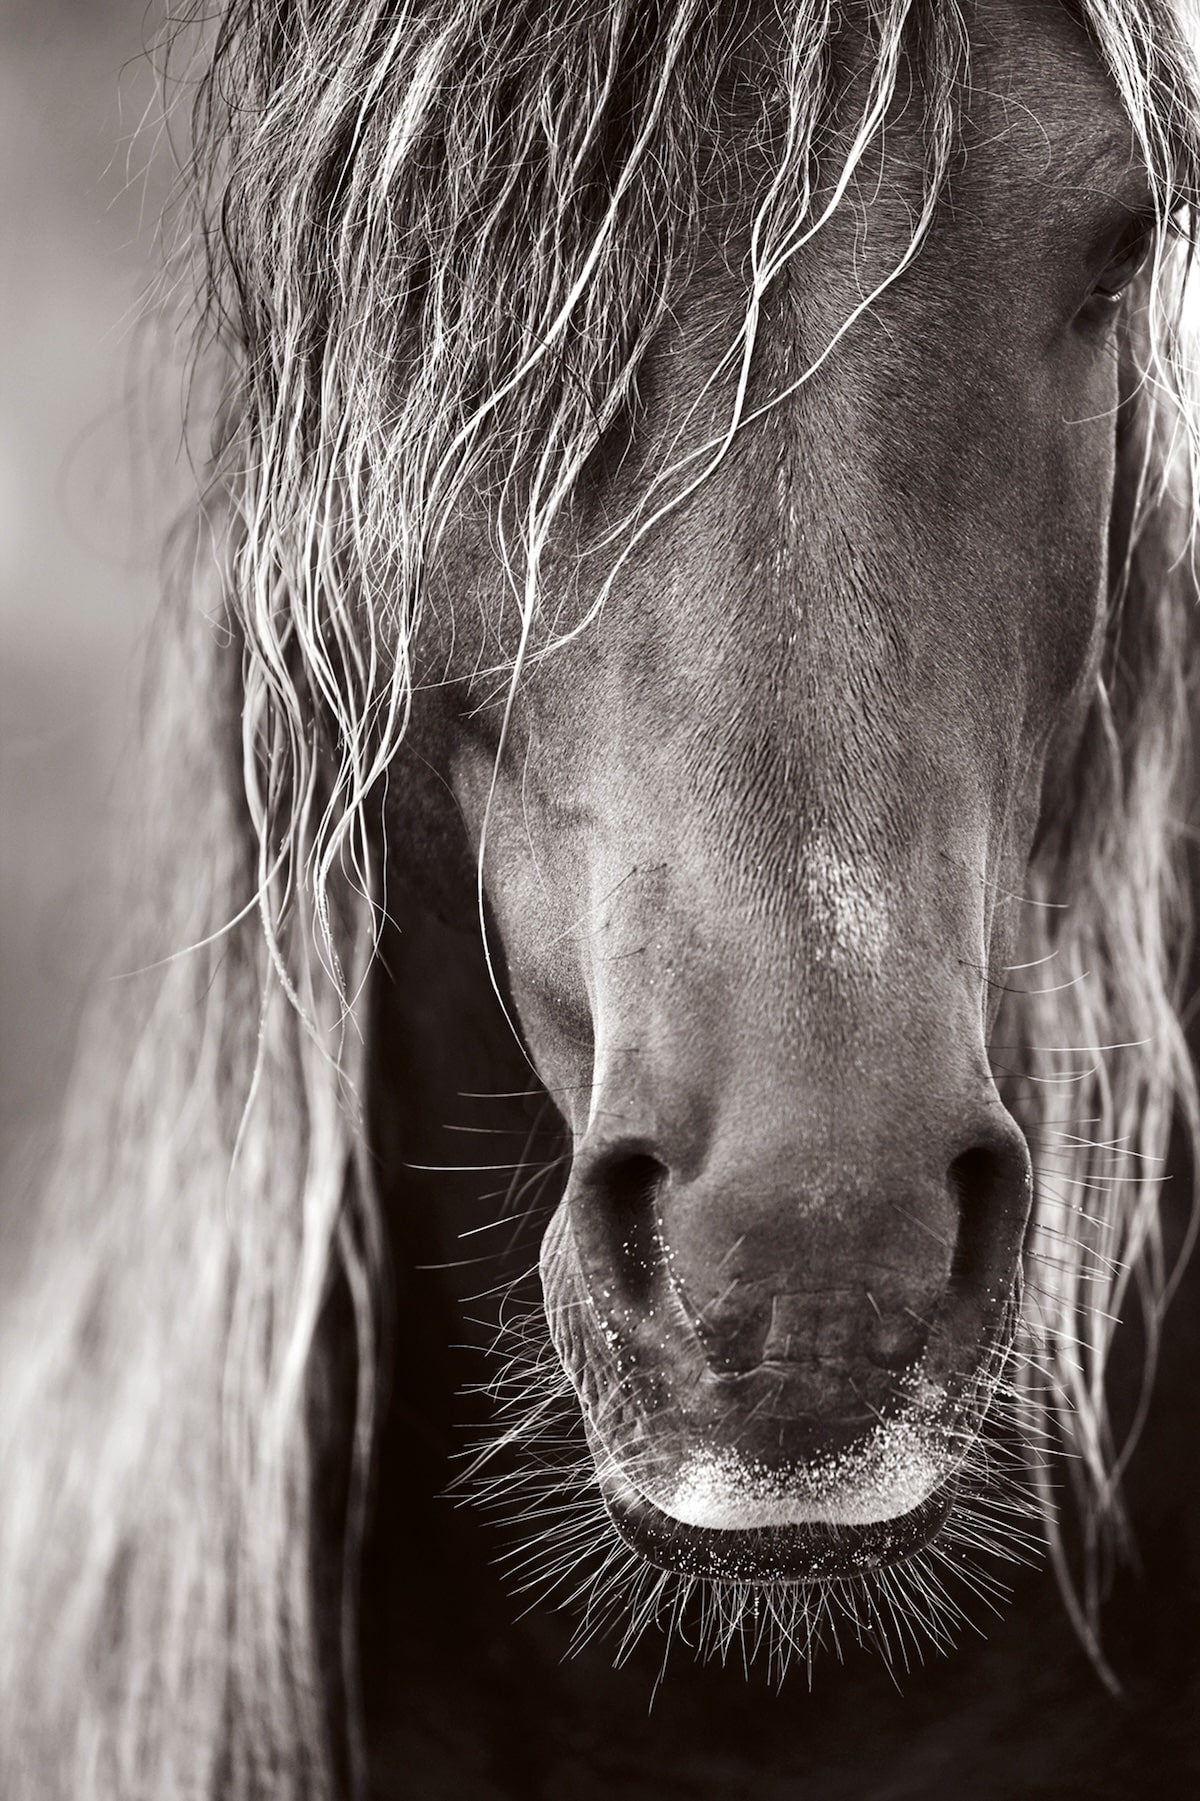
[{"x1": 594, "y1": 1451, "x2": 957, "y2": 1583}]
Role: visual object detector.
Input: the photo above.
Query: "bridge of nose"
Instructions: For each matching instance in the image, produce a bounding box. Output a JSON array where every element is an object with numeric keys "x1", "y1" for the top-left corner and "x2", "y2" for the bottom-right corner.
[
  {"x1": 585, "y1": 858, "x2": 993, "y2": 1175},
  {"x1": 570, "y1": 857, "x2": 1028, "y2": 1381}
]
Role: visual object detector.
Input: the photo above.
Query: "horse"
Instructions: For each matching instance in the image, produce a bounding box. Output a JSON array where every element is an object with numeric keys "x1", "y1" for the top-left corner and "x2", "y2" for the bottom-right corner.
[{"x1": 3, "y1": 0, "x2": 1200, "y2": 1794}]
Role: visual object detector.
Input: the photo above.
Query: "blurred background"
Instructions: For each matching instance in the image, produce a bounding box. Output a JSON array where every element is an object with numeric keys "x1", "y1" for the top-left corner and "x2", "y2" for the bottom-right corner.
[{"x1": 1, "y1": 0, "x2": 180, "y2": 1169}]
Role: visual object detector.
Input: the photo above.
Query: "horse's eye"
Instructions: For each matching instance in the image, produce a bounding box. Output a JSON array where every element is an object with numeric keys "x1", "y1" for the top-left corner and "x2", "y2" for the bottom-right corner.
[{"x1": 1089, "y1": 213, "x2": 1157, "y2": 306}]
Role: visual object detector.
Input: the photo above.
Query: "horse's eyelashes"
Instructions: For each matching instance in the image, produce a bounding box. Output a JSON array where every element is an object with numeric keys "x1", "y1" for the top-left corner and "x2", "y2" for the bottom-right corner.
[{"x1": 1089, "y1": 213, "x2": 1158, "y2": 305}]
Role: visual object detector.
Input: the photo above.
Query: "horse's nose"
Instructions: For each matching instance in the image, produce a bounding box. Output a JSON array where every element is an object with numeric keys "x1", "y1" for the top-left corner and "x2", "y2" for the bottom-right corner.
[{"x1": 564, "y1": 1097, "x2": 1032, "y2": 1398}]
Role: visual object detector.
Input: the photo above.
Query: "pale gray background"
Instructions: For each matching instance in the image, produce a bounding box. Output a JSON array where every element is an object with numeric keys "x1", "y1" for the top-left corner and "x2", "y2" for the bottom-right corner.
[{"x1": 1, "y1": 0, "x2": 179, "y2": 1168}]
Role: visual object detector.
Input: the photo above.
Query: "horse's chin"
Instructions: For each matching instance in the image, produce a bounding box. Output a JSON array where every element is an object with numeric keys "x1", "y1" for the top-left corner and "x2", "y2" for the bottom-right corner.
[{"x1": 595, "y1": 1459, "x2": 957, "y2": 1583}]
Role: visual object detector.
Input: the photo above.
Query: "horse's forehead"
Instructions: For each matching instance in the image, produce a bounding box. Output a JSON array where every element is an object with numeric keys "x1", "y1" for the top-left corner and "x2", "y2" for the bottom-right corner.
[
  {"x1": 435, "y1": 0, "x2": 1135, "y2": 728},
  {"x1": 966, "y1": 1, "x2": 1143, "y2": 194},
  {"x1": 542, "y1": 7, "x2": 1130, "y2": 833},
  {"x1": 812, "y1": 0, "x2": 1145, "y2": 223}
]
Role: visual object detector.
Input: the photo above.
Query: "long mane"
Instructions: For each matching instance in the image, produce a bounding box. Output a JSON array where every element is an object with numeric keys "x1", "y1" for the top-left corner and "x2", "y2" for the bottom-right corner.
[{"x1": 3, "y1": 2, "x2": 1200, "y2": 1794}]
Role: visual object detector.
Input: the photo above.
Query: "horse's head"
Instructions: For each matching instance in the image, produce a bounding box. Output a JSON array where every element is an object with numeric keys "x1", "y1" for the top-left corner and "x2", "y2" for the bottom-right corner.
[
  {"x1": 172, "y1": 0, "x2": 1200, "y2": 1691},
  {"x1": 396, "y1": 0, "x2": 1192, "y2": 1590}
]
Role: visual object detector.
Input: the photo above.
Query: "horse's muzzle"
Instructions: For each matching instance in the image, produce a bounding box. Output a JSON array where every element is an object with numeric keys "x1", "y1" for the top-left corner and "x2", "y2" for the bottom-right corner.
[{"x1": 539, "y1": 1094, "x2": 1030, "y2": 1567}]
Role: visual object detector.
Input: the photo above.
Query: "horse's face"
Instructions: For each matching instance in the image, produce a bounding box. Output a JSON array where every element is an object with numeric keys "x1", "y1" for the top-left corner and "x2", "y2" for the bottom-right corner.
[{"x1": 416, "y1": 2, "x2": 1149, "y2": 1580}]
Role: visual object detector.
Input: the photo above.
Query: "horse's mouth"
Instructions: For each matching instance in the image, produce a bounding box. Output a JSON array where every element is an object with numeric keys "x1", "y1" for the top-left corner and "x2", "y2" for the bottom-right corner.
[
  {"x1": 594, "y1": 1450, "x2": 957, "y2": 1583},
  {"x1": 548, "y1": 1204, "x2": 1013, "y2": 1589}
]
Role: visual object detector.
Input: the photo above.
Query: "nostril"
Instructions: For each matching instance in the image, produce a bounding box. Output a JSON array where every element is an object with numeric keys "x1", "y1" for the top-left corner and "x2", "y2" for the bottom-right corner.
[
  {"x1": 580, "y1": 1146, "x2": 668, "y2": 1305},
  {"x1": 948, "y1": 1131, "x2": 1034, "y2": 1302},
  {"x1": 951, "y1": 1144, "x2": 1005, "y2": 1202},
  {"x1": 597, "y1": 1150, "x2": 666, "y2": 1199},
  {"x1": 950, "y1": 1133, "x2": 1033, "y2": 1217}
]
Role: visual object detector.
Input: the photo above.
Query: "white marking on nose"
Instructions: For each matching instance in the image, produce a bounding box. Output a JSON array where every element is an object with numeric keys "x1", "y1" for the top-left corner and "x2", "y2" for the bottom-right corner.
[
  {"x1": 799, "y1": 833, "x2": 891, "y2": 973},
  {"x1": 659, "y1": 1409, "x2": 949, "y2": 1530}
]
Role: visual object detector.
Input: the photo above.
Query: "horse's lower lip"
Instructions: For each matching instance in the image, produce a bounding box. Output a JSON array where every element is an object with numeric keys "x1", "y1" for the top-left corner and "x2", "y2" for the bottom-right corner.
[{"x1": 596, "y1": 1464, "x2": 956, "y2": 1582}]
